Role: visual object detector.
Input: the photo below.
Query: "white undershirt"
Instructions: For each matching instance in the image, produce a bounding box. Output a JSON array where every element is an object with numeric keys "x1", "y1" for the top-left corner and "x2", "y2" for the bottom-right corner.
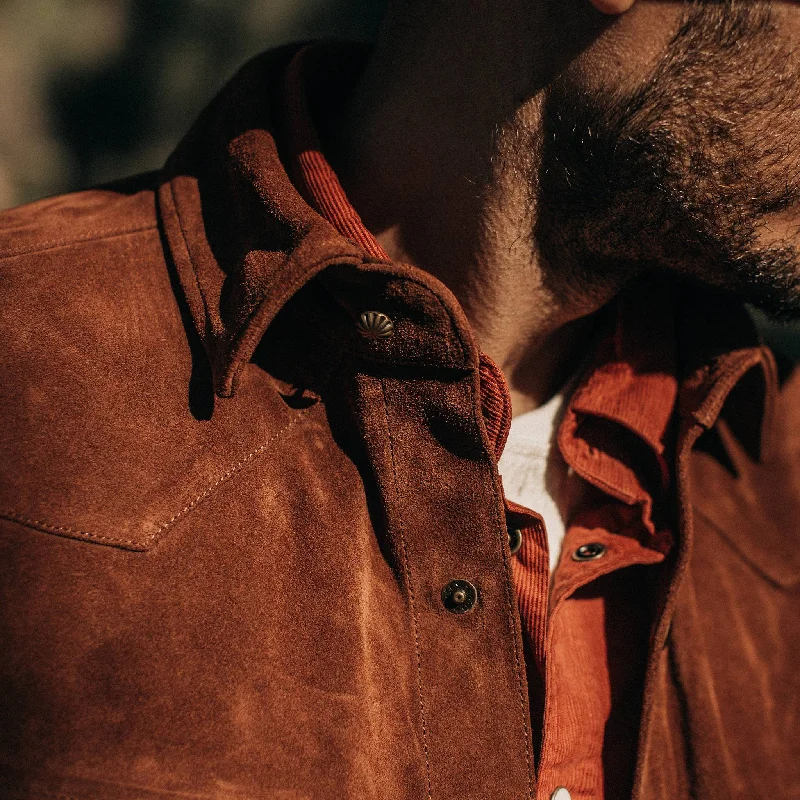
[{"x1": 497, "y1": 383, "x2": 583, "y2": 573}]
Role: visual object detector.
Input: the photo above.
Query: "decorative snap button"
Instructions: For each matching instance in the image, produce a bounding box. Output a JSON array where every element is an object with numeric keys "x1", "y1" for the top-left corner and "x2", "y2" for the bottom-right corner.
[
  {"x1": 356, "y1": 310, "x2": 395, "y2": 339},
  {"x1": 507, "y1": 527, "x2": 523, "y2": 556},
  {"x1": 441, "y1": 579, "x2": 477, "y2": 614},
  {"x1": 572, "y1": 542, "x2": 607, "y2": 562},
  {"x1": 550, "y1": 788, "x2": 572, "y2": 800}
]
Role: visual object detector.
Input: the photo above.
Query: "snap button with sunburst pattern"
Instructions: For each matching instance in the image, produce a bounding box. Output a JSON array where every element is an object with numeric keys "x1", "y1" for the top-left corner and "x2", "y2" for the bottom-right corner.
[{"x1": 356, "y1": 310, "x2": 395, "y2": 339}]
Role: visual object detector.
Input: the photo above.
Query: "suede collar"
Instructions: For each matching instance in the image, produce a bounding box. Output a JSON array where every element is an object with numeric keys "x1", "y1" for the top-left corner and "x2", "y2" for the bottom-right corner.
[{"x1": 159, "y1": 46, "x2": 486, "y2": 400}]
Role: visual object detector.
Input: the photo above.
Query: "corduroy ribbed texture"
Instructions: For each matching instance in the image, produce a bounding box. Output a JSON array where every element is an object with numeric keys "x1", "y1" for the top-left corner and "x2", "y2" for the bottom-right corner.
[{"x1": 283, "y1": 49, "x2": 390, "y2": 261}]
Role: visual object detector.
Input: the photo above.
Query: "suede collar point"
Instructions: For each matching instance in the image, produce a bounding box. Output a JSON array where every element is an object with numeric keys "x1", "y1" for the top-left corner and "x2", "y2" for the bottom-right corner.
[{"x1": 159, "y1": 172, "x2": 367, "y2": 398}]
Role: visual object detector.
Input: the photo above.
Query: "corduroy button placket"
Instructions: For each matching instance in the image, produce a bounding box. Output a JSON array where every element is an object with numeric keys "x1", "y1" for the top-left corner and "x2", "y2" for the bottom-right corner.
[{"x1": 507, "y1": 526, "x2": 523, "y2": 555}]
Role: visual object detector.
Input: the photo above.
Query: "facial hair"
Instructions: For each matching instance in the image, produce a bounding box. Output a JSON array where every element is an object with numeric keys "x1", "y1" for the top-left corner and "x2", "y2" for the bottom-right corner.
[{"x1": 537, "y1": 0, "x2": 800, "y2": 319}]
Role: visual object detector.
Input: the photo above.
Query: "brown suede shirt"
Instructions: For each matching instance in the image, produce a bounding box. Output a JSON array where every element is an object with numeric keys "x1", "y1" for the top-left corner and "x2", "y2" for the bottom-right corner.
[{"x1": 1, "y1": 45, "x2": 799, "y2": 800}]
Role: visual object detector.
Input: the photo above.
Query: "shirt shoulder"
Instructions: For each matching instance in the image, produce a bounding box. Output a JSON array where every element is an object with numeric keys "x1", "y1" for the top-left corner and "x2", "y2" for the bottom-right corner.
[
  {"x1": 0, "y1": 173, "x2": 175, "y2": 440},
  {"x1": 0, "y1": 173, "x2": 167, "y2": 352},
  {"x1": 0, "y1": 172, "x2": 170, "y2": 393},
  {"x1": 0, "y1": 172, "x2": 161, "y2": 263},
  {"x1": 0, "y1": 171, "x2": 311, "y2": 554},
  {"x1": 0, "y1": 172, "x2": 196, "y2": 549}
]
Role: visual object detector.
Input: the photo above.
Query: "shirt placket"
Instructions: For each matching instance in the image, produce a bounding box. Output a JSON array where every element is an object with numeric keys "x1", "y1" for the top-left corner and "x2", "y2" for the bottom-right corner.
[
  {"x1": 525, "y1": 511, "x2": 667, "y2": 800},
  {"x1": 325, "y1": 272, "x2": 537, "y2": 799}
]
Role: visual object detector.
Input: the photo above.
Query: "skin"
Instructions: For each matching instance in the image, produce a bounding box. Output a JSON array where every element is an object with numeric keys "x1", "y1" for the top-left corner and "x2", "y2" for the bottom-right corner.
[{"x1": 323, "y1": 0, "x2": 800, "y2": 414}]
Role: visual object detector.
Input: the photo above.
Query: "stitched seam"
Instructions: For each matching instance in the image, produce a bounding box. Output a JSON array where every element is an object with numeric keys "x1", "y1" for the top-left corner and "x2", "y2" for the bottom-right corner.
[
  {"x1": 1, "y1": 781, "x2": 258, "y2": 800},
  {"x1": 0, "y1": 225, "x2": 156, "y2": 259},
  {"x1": 474, "y1": 375, "x2": 535, "y2": 798},
  {"x1": 26, "y1": 791, "x2": 80, "y2": 800},
  {"x1": 149, "y1": 414, "x2": 303, "y2": 541},
  {"x1": 0, "y1": 511, "x2": 143, "y2": 547},
  {"x1": 0, "y1": 415, "x2": 304, "y2": 549},
  {"x1": 379, "y1": 378, "x2": 433, "y2": 800}
]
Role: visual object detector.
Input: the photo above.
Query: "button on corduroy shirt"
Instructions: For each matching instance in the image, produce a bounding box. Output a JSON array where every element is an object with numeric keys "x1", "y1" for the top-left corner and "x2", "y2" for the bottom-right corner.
[{"x1": 1, "y1": 43, "x2": 799, "y2": 800}]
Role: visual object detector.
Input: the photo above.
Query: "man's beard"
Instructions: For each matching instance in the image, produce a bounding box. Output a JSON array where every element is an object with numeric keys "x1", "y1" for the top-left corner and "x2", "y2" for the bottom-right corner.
[{"x1": 537, "y1": 0, "x2": 800, "y2": 319}]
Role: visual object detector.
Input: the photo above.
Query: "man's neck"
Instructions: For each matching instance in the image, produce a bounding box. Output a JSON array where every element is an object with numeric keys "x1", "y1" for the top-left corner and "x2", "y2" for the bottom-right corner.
[{"x1": 321, "y1": 0, "x2": 615, "y2": 414}]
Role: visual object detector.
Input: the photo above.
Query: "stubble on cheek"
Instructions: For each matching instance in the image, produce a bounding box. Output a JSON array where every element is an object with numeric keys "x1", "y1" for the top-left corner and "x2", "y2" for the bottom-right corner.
[{"x1": 536, "y1": 0, "x2": 800, "y2": 317}]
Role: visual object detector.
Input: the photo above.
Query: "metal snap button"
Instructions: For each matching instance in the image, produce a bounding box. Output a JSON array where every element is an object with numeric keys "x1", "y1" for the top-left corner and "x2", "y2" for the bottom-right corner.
[
  {"x1": 550, "y1": 788, "x2": 572, "y2": 800},
  {"x1": 356, "y1": 310, "x2": 394, "y2": 339},
  {"x1": 572, "y1": 542, "x2": 607, "y2": 562},
  {"x1": 441, "y1": 579, "x2": 477, "y2": 614},
  {"x1": 507, "y1": 527, "x2": 523, "y2": 556}
]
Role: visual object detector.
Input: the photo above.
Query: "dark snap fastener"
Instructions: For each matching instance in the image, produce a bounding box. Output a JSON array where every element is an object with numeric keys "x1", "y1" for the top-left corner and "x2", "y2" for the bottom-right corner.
[
  {"x1": 442, "y1": 579, "x2": 477, "y2": 614},
  {"x1": 356, "y1": 310, "x2": 395, "y2": 339},
  {"x1": 572, "y1": 542, "x2": 607, "y2": 562},
  {"x1": 507, "y1": 527, "x2": 523, "y2": 555}
]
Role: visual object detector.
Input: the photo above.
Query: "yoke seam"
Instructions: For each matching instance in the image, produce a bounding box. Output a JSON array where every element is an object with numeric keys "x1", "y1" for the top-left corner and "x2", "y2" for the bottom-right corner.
[
  {"x1": 0, "y1": 225, "x2": 156, "y2": 259},
  {"x1": 147, "y1": 413, "x2": 304, "y2": 542},
  {"x1": 0, "y1": 414, "x2": 303, "y2": 549},
  {"x1": 0, "y1": 510, "x2": 140, "y2": 547}
]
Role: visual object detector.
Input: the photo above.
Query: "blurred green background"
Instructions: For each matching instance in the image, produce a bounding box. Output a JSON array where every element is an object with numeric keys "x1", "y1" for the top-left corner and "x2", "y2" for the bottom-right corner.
[
  {"x1": 2, "y1": 0, "x2": 798, "y2": 356},
  {"x1": 0, "y1": 0, "x2": 385, "y2": 210}
]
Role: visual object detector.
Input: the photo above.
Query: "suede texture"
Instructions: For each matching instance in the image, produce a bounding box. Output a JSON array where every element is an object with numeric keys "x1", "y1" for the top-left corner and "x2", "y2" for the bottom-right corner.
[{"x1": 1, "y1": 47, "x2": 799, "y2": 800}]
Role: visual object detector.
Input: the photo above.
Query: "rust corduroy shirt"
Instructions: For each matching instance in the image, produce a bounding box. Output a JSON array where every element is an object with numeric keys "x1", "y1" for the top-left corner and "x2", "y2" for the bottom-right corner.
[{"x1": 283, "y1": 47, "x2": 677, "y2": 800}]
